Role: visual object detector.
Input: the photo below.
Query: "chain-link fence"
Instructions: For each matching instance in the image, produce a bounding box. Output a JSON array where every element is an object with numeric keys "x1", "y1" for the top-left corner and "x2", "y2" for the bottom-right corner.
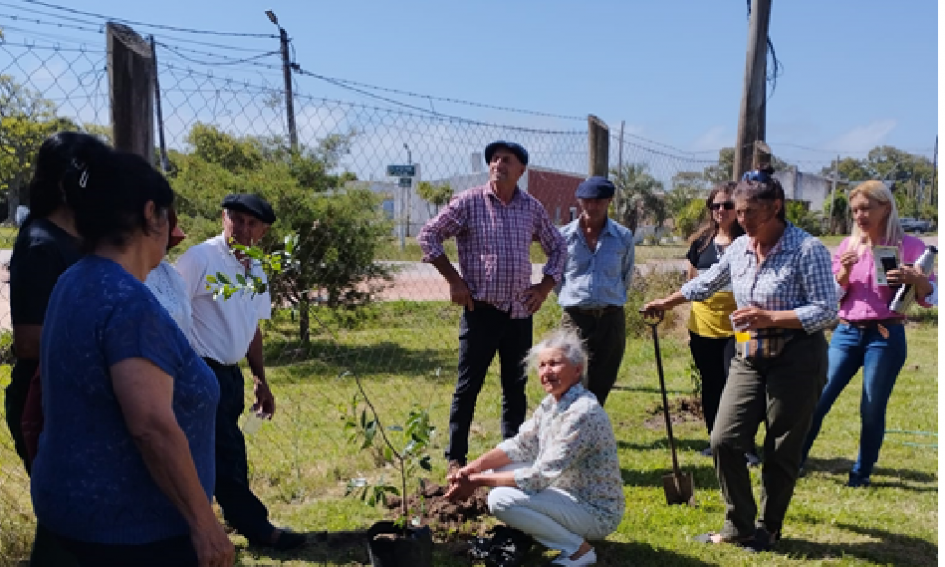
[{"x1": 0, "y1": 15, "x2": 800, "y2": 564}]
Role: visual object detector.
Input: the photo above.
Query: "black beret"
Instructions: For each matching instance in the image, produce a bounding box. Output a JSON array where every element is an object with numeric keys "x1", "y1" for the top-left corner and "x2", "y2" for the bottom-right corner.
[
  {"x1": 484, "y1": 140, "x2": 529, "y2": 167},
  {"x1": 575, "y1": 176, "x2": 615, "y2": 199},
  {"x1": 221, "y1": 193, "x2": 276, "y2": 224}
]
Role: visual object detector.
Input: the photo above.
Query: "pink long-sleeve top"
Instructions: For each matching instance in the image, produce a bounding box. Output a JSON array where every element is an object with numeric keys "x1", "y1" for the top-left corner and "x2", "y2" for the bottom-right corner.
[{"x1": 835, "y1": 234, "x2": 935, "y2": 321}]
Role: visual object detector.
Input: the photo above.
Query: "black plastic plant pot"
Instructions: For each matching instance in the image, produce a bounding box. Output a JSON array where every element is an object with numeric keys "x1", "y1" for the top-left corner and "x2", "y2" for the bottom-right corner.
[{"x1": 366, "y1": 520, "x2": 433, "y2": 567}]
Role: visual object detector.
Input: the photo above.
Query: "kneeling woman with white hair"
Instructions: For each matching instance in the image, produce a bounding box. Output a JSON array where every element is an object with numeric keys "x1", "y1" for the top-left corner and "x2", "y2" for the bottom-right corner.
[{"x1": 445, "y1": 328, "x2": 625, "y2": 566}]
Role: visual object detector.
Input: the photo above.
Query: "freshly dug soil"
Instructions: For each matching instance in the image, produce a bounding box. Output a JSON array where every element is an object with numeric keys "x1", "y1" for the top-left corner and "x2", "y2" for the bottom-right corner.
[
  {"x1": 643, "y1": 395, "x2": 704, "y2": 429},
  {"x1": 383, "y1": 482, "x2": 491, "y2": 536}
]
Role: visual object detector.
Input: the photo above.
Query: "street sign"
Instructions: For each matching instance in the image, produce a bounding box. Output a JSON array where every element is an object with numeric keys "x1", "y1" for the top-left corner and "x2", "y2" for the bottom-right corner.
[
  {"x1": 398, "y1": 177, "x2": 412, "y2": 188},
  {"x1": 387, "y1": 164, "x2": 416, "y2": 177}
]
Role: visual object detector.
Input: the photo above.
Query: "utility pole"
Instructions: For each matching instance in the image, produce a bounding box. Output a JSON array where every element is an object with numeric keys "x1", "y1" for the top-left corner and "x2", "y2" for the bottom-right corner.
[
  {"x1": 733, "y1": 0, "x2": 773, "y2": 180},
  {"x1": 266, "y1": 11, "x2": 298, "y2": 151},
  {"x1": 615, "y1": 120, "x2": 625, "y2": 213},
  {"x1": 932, "y1": 135, "x2": 938, "y2": 208},
  {"x1": 106, "y1": 23, "x2": 154, "y2": 160},
  {"x1": 828, "y1": 154, "x2": 838, "y2": 233}
]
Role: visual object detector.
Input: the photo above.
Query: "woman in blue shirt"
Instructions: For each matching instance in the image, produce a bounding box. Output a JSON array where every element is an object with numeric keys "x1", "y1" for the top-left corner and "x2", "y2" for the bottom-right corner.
[
  {"x1": 31, "y1": 148, "x2": 234, "y2": 567},
  {"x1": 644, "y1": 171, "x2": 837, "y2": 552}
]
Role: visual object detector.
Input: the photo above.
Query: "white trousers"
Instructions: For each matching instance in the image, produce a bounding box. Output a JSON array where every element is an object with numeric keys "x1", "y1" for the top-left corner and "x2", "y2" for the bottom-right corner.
[{"x1": 487, "y1": 465, "x2": 608, "y2": 556}]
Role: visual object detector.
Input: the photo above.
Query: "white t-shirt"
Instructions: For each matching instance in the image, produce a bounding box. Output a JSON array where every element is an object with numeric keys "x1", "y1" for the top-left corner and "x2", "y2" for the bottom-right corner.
[
  {"x1": 145, "y1": 259, "x2": 194, "y2": 344},
  {"x1": 175, "y1": 234, "x2": 272, "y2": 365}
]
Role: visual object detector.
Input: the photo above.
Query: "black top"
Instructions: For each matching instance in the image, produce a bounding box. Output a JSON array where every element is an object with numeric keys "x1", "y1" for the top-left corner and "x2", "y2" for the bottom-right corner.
[
  {"x1": 686, "y1": 237, "x2": 724, "y2": 271},
  {"x1": 9, "y1": 217, "x2": 81, "y2": 370}
]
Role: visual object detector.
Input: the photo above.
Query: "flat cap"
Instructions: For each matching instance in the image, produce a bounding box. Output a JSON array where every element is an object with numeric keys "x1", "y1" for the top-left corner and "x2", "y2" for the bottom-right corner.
[
  {"x1": 484, "y1": 140, "x2": 529, "y2": 167},
  {"x1": 575, "y1": 176, "x2": 615, "y2": 199},
  {"x1": 221, "y1": 193, "x2": 276, "y2": 224}
]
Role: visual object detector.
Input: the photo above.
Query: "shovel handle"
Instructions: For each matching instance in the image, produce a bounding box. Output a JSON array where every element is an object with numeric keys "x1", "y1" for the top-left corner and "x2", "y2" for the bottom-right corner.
[{"x1": 639, "y1": 308, "x2": 665, "y2": 327}]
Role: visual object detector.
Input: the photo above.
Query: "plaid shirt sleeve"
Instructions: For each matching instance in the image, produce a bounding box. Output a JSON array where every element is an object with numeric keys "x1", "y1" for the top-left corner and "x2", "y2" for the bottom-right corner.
[
  {"x1": 794, "y1": 239, "x2": 839, "y2": 333},
  {"x1": 680, "y1": 245, "x2": 733, "y2": 301},
  {"x1": 622, "y1": 231, "x2": 636, "y2": 290},
  {"x1": 418, "y1": 194, "x2": 466, "y2": 262},
  {"x1": 535, "y1": 206, "x2": 567, "y2": 283}
]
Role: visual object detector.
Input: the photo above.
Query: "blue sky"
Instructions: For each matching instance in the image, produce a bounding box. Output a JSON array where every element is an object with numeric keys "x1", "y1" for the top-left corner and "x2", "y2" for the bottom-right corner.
[{"x1": 1, "y1": 0, "x2": 938, "y2": 172}]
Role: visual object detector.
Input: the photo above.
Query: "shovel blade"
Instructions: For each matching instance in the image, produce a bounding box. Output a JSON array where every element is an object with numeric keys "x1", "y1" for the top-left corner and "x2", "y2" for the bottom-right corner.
[{"x1": 662, "y1": 472, "x2": 696, "y2": 506}]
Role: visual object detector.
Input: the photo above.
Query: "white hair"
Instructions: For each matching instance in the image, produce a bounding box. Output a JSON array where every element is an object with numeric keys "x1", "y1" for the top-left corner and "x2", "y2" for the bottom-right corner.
[{"x1": 525, "y1": 327, "x2": 588, "y2": 385}]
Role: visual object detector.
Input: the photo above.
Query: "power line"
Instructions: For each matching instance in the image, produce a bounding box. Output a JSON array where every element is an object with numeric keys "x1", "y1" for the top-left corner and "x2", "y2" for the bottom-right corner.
[
  {"x1": 9, "y1": 0, "x2": 277, "y2": 38},
  {"x1": 155, "y1": 42, "x2": 280, "y2": 69},
  {"x1": 295, "y1": 69, "x2": 585, "y2": 122}
]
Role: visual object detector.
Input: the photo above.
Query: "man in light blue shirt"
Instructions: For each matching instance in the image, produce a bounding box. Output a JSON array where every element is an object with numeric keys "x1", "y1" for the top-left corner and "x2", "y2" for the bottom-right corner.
[{"x1": 556, "y1": 176, "x2": 635, "y2": 406}]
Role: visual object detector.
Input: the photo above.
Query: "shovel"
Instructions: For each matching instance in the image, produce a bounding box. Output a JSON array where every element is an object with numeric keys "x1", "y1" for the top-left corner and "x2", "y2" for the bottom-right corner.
[{"x1": 641, "y1": 310, "x2": 696, "y2": 506}]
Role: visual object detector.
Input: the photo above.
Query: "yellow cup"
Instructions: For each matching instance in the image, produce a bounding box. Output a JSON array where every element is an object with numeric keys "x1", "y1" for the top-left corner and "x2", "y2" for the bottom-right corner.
[{"x1": 730, "y1": 314, "x2": 751, "y2": 343}]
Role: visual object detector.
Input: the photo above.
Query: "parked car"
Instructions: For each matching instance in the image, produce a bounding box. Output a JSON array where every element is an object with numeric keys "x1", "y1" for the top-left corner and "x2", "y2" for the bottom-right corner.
[{"x1": 900, "y1": 217, "x2": 934, "y2": 233}]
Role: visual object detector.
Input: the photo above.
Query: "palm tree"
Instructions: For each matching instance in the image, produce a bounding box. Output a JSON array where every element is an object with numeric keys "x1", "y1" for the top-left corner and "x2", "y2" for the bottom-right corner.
[{"x1": 611, "y1": 163, "x2": 666, "y2": 234}]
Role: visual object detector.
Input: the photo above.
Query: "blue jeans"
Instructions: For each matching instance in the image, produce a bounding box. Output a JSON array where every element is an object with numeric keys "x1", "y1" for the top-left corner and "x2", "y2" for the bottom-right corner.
[{"x1": 801, "y1": 323, "x2": 907, "y2": 480}]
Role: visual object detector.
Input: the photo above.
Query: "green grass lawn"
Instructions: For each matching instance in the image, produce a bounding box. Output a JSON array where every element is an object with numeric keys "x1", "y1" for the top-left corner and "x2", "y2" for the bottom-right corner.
[{"x1": 0, "y1": 300, "x2": 937, "y2": 567}]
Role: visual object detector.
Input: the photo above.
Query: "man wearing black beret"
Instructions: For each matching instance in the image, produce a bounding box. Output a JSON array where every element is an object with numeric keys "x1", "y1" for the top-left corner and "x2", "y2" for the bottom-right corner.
[
  {"x1": 418, "y1": 141, "x2": 567, "y2": 474},
  {"x1": 556, "y1": 176, "x2": 635, "y2": 406},
  {"x1": 175, "y1": 193, "x2": 305, "y2": 550}
]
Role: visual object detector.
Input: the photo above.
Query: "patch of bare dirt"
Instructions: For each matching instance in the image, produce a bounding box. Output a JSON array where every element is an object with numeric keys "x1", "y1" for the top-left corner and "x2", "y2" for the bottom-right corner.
[
  {"x1": 384, "y1": 482, "x2": 491, "y2": 537},
  {"x1": 643, "y1": 395, "x2": 704, "y2": 429}
]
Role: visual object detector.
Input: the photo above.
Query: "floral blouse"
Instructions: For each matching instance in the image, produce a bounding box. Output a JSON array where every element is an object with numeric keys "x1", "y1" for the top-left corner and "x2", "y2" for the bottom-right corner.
[{"x1": 497, "y1": 383, "x2": 625, "y2": 532}]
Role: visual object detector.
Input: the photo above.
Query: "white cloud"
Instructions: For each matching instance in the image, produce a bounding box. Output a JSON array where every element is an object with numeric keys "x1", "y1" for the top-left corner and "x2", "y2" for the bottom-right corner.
[{"x1": 826, "y1": 120, "x2": 897, "y2": 154}]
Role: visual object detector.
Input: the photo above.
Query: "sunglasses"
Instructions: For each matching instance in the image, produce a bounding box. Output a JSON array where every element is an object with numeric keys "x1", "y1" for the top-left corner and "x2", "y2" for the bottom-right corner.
[
  {"x1": 741, "y1": 170, "x2": 772, "y2": 183},
  {"x1": 709, "y1": 201, "x2": 735, "y2": 211}
]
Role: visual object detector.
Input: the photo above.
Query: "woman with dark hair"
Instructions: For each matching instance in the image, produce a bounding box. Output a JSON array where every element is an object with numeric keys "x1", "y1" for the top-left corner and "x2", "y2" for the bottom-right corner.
[
  {"x1": 6, "y1": 131, "x2": 108, "y2": 470},
  {"x1": 7, "y1": 131, "x2": 107, "y2": 567},
  {"x1": 643, "y1": 170, "x2": 837, "y2": 551},
  {"x1": 31, "y1": 150, "x2": 233, "y2": 567},
  {"x1": 684, "y1": 182, "x2": 756, "y2": 462}
]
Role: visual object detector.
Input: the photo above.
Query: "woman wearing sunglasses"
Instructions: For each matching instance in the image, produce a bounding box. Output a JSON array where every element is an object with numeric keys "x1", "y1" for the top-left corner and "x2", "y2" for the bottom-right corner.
[
  {"x1": 684, "y1": 182, "x2": 757, "y2": 464},
  {"x1": 643, "y1": 169, "x2": 837, "y2": 551}
]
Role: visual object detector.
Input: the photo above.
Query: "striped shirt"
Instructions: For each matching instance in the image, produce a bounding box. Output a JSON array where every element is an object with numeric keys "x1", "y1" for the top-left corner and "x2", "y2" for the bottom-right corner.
[
  {"x1": 680, "y1": 223, "x2": 838, "y2": 357},
  {"x1": 418, "y1": 184, "x2": 566, "y2": 319}
]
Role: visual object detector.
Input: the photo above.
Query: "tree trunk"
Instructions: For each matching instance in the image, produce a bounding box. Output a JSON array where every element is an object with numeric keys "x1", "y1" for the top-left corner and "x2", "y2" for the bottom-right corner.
[{"x1": 299, "y1": 294, "x2": 311, "y2": 347}]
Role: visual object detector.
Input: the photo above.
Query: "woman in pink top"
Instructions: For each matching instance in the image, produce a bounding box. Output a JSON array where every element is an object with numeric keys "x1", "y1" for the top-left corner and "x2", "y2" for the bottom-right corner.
[{"x1": 800, "y1": 180, "x2": 935, "y2": 488}]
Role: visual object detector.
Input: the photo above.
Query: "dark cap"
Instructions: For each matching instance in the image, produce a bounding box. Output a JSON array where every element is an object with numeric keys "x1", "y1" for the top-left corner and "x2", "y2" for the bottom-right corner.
[
  {"x1": 575, "y1": 176, "x2": 615, "y2": 199},
  {"x1": 221, "y1": 193, "x2": 276, "y2": 224},
  {"x1": 484, "y1": 140, "x2": 529, "y2": 167}
]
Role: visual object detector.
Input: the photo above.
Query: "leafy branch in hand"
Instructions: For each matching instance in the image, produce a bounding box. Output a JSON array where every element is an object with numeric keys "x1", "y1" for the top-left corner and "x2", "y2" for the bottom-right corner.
[{"x1": 205, "y1": 234, "x2": 300, "y2": 300}]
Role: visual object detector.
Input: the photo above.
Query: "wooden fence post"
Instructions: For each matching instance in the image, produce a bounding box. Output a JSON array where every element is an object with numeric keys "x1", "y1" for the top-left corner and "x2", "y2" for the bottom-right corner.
[
  {"x1": 588, "y1": 115, "x2": 609, "y2": 177},
  {"x1": 107, "y1": 23, "x2": 154, "y2": 160}
]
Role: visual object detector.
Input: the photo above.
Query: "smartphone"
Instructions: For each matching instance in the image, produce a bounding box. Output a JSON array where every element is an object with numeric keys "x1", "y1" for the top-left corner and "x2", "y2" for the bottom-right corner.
[{"x1": 873, "y1": 246, "x2": 899, "y2": 286}]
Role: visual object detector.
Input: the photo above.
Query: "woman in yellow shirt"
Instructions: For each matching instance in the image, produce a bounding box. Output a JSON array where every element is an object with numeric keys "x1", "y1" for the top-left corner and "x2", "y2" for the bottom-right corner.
[{"x1": 685, "y1": 182, "x2": 757, "y2": 464}]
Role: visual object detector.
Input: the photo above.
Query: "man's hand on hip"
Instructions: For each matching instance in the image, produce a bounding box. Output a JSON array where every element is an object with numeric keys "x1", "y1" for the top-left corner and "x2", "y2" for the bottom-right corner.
[
  {"x1": 253, "y1": 379, "x2": 276, "y2": 418},
  {"x1": 448, "y1": 277, "x2": 475, "y2": 311},
  {"x1": 523, "y1": 282, "x2": 552, "y2": 314}
]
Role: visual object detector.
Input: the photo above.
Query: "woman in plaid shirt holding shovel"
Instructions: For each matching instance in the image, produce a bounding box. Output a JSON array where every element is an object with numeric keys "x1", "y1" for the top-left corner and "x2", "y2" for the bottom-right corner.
[{"x1": 643, "y1": 170, "x2": 837, "y2": 552}]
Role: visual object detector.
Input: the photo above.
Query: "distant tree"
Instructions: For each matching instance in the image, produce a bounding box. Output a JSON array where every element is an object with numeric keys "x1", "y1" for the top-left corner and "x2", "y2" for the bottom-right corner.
[
  {"x1": 703, "y1": 147, "x2": 790, "y2": 183},
  {"x1": 611, "y1": 163, "x2": 666, "y2": 234},
  {"x1": 415, "y1": 180, "x2": 453, "y2": 217},
  {"x1": 0, "y1": 75, "x2": 76, "y2": 220}
]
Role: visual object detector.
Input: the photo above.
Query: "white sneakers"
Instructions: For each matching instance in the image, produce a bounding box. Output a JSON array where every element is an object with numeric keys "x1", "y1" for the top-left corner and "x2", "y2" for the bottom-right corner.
[{"x1": 551, "y1": 547, "x2": 597, "y2": 566}]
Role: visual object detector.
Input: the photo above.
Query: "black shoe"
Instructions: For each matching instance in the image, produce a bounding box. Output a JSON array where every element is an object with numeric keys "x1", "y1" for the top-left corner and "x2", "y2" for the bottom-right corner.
[
  {"x1": 699, "y1": 446, "x2": 713, "y2": 457},
  {"x1": 745, "y1": 527, "x2": 780, "y2": 552},
  {"x1": 846, "y1": 474, "x2": 871, "y2": 488},
  {"x1": 248, "y1": 528, "x2": 307, "y2": 551}
]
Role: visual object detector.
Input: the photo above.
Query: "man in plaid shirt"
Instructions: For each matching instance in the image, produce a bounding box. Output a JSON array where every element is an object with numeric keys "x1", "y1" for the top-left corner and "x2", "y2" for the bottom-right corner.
[{"x1": 418, "y1": 141, "x2": 566, "y2": 472}]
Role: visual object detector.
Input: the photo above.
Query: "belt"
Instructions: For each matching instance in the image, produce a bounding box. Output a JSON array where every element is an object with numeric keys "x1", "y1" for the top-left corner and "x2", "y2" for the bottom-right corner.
[
  {"x1": 202, "y1": 357, "x2": 239, "y2": 372},
  {"x1": 839, "y1": 318, "x2": 902, "y2": 339},
  {"x1": 565, "y1": 305, "x2": 623, "y2": 318}
]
